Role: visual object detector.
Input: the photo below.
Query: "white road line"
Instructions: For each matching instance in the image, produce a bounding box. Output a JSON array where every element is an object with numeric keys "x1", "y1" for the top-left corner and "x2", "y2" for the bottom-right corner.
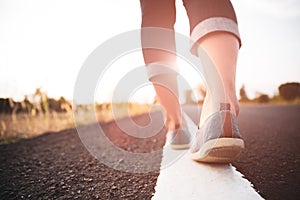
[{"x1": 152, "y1": 112, "x2": 264, "y2": 200}]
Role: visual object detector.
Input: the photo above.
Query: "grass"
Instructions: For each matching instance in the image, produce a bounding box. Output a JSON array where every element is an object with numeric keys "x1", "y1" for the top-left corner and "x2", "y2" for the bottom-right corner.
[
  {"x1": 0, "y1": 103, "x2": 157, "y2": 143},
  {"x1": 0, "y1": 112, "x2": 74, "y2": 143}
]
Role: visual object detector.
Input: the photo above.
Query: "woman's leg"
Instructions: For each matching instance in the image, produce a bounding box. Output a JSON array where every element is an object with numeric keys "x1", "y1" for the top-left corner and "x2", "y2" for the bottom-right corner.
[
  {"x1": 197, "y1": 32, "x2": 239, "y2": 128},
  {"x1": 140, "y1": 0, "x2": 183, "y2": 130},
  {"x1": 183, "y1": 0, "x2": 241, "y2": 128}
]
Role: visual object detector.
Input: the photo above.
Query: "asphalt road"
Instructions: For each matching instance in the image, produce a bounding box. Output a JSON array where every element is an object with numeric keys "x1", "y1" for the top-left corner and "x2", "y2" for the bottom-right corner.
[
  {"x1": 184, "y1": 104, "x2": 300, "y2": 200},
  {"x1": 0, "y1": 105, "x2": 299, "y2": 199}
]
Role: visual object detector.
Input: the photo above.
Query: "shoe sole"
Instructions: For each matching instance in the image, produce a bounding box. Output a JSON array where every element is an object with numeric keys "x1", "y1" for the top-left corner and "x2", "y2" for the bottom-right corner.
[
  {"x1": 190, "y1": 138, "x2": 245, "y2": 163},
  {"x1": 170, "y1": 143, "x2": 190, "y2": 150}
]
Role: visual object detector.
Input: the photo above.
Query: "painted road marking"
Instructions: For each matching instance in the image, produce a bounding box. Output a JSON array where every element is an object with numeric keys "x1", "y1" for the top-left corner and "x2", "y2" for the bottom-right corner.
[{"x1": 152, "y1": 112, "x2": 264, "y2": 200}]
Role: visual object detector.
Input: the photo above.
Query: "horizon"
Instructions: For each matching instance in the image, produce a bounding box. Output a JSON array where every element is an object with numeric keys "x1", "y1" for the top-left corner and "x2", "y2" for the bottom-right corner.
[{"x1": 0, "y1": 80, "x2": 298, "y2": 105}]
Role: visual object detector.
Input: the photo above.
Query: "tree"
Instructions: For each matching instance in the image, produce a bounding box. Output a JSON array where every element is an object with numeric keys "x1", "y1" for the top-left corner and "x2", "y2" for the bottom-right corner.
[
  {"x1": 257, "y1": 94, "x2": 270, "y2": 103},
  {"x1": 33, "y1": 87, "x2": 49, "y2": 114},
  {"x1": 239, "y1": 84, "x2": 249, "y2": 102},
  {"x1": 278, "y1": 82, "x2": 300, "y2": 101}
]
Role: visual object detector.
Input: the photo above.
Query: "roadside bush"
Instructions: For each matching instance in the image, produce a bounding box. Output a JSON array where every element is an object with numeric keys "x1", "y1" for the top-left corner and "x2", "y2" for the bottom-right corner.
[{"x1": 279, "y1": 82, "x2": 300, "y2": 101}]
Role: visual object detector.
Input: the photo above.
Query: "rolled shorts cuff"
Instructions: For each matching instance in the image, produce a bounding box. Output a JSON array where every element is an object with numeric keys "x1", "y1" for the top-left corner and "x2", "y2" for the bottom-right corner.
[
  {"x1": 146, "y1": 63, "x2": 179, "y2": 81},
  {"x1": 190, "y1": 17, "x2": 242, "y2": 56}
]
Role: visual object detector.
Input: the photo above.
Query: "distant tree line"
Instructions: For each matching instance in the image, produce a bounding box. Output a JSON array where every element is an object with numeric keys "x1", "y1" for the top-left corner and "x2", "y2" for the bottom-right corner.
[
  {"x1": 0, "y1": 88, "x2": 72, "y2": 115},
  {"x1": 189, "y1": 82, "x2": 300, "y2": 104},
  {"x1": 239, "y1": 82, "x2": 300, "y2": 103},
  {"x1": 1, "y1": 82, "x2": 300, "y2": 114}
]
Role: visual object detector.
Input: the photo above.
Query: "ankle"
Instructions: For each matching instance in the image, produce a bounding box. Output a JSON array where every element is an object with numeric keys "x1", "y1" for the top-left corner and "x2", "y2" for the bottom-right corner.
[
  {"x1": 226, "y1": 92, "x2": 239, "y2": 116},
  {"x1": 206, "y1": 88, "x2": 239, "y2": 116},
  {"x1": 165, "y1": 116, "x2": 187, "y2": 131},
  {"x1": 199, "y1": 93, "x2": 239, "y2": 128}
]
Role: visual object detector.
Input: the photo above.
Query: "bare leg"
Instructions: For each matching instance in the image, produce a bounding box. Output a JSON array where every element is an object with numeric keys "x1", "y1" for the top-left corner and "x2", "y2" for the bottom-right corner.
[
  {"x1": 151, "y1": 74, "x2": 182, "y2": 130},
  {"x1": 197, "y1": 32, "x2": 239, "y2": 128},
  {"x1": 140, "y1": 0, "x2": 183, "y2": 130}
]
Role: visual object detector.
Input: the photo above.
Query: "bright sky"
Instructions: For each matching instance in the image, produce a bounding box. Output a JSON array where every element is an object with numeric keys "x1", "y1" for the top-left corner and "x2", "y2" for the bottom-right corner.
[{"x1": 0, "y1": 0, "x2": 299, "y2": 103}]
